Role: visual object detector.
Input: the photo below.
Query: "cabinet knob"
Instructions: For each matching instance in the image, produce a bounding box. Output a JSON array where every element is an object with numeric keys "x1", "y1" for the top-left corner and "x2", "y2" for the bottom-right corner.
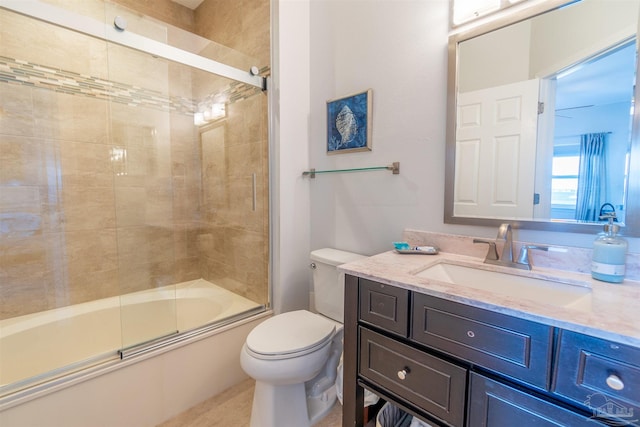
[
  {"x1": 397, "y1": 368, "x2": 410, "y2": 380},
  {"x1": 606, "y1": 374, "x2": 624, "y2": 391}
]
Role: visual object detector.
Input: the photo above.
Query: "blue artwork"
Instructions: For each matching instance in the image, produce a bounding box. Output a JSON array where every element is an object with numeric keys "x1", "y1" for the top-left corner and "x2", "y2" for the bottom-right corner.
[{"x1": 327, "y1": 89, "x2": 372, "y2": 154}]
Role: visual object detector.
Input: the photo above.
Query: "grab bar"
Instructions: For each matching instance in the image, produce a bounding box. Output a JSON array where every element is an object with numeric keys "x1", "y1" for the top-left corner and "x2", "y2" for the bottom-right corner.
[{"x1": 302, "y1": 162, "x2": 400, "y2": 178}]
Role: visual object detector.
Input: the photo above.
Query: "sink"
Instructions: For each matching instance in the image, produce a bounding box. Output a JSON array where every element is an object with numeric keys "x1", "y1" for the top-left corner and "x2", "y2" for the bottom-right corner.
[{"x1": 414, "y1": 262, "x2": 592, "y2": 310}]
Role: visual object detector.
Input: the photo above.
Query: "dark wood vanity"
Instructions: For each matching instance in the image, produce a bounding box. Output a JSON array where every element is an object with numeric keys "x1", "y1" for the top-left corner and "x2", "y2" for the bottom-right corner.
[{"x1": 343, "y1": 274, "x2": 640, "y2": 427}]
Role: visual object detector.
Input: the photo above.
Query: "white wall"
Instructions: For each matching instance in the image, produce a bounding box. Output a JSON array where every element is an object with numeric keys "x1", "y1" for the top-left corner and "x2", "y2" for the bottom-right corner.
[
  {"x1": 307, "y1": 0, "x2": 451, "y2": 257},
  {"x1": 272, "y1": 0, "x2": 313, "y2": 314},
  {"x1": 276, "y1": 0, "x2": 640, "y2": 313}
]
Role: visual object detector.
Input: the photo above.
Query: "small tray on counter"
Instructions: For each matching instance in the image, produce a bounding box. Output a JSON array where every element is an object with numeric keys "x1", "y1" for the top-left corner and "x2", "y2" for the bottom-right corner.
[{"x1": 392, "y1": 243, "x2": 439, "y2": 255}]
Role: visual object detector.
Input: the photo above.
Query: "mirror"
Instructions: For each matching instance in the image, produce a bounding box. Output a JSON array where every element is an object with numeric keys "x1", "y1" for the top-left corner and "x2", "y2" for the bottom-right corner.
[{"x1": 445, "y1": 0, "x2": 640, "y2": 236}]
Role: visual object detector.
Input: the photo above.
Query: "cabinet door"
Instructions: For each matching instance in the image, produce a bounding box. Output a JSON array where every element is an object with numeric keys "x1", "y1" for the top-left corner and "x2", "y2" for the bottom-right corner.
[
  {"x1": 412, "y1": 293, "x2": 553, "y2": 390},
  {"x1": 360, "y1": 327, "x2": 467, "y2": 427},
  {"x1": 359, "y1": 278, "x2": 409, "y2": 337},
  {"x1": 468, "y1": 372, "x2": 607, "y2": 427},
  {"x1": 553, "y1": 330, "x2": 640, "y2": 427}
]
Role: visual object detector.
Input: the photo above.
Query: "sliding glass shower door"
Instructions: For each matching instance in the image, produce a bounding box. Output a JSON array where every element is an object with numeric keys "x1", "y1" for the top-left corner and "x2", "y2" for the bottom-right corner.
[{"x1": 0, "y1": 0, "x2": 269, "y2": 396}]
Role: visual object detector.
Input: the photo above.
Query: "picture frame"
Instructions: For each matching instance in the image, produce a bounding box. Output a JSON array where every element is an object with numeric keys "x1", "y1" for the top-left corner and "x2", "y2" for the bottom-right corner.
[{"x1": 326, "y1": 89, "x2": 372, "y2": 154}]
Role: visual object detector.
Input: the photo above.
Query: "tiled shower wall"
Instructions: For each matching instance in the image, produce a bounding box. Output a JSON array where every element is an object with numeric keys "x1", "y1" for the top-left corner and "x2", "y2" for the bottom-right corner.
[
  {"x1": 0, "y1": 2, "x2": 269, "y2": 319},
  {"x1": 197, "y1": 95, "x2": 269, "y2": 304}
]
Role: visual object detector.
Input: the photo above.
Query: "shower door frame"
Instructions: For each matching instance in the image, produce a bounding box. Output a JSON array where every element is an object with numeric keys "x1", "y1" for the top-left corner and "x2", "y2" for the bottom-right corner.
[
  {"x1": 0, "y1": 0, "x2": 266, "y2": 90},
  {"x1": 0, "y1": 0, "x2": 273, "y2": 403}
]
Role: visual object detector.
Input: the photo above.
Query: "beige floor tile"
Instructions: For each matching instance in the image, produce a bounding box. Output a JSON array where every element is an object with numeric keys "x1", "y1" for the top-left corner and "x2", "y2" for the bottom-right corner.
[{"x1": 158, "y1": 378, "x2": 344, "y2": 427}]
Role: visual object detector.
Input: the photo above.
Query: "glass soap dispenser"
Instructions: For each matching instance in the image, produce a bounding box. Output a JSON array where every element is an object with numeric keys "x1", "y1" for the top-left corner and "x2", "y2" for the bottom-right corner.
[{"x1": 591, "y1": 213, "x2": 628, "y2": 283}]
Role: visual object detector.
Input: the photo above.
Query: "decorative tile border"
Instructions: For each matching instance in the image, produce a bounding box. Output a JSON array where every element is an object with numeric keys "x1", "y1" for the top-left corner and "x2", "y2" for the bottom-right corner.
[{"x1": 0, "y1": 56, "x2": 268, "y2": 114}]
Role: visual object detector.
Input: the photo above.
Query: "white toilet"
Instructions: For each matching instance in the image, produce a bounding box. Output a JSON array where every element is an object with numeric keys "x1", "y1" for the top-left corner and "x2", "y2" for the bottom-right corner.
[{"x1": 240, "y1": 248, "x2": 366, "y2": 427}]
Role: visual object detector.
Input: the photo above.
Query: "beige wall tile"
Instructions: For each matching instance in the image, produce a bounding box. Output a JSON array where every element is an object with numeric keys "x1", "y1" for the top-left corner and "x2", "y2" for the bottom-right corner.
[
  {"x1": 63, "y1": 229, "x2": 120, "y2": 304},
  {"x1": 0, "y1": 85, "x2": 35, "y2": 138},
  {"x1": 64, "y1": 229, "x2": 118, "y2": 274},
  {"x1": 0, "y1": 232, "x2": 65, "y2": 318},
  {"x1": 104, "y1": 2, "x2": 170, "y2": 42},
  {"x1": 0, "y1": 10, "x2": 109, "y2": 79},
  {"x1": 61, "y1": 185, "x2": 117, "y2": 231},
  {"x1": 111, "y1": 0, "x2": 195, "y2": 33},
  {"x1": 1, "y1": 0, "x2": 271, "y2": 322},
  {"x1": 60, "y1": 140, "x2": 115, "y2": 188},
  {"x1": 0, "y1": 186, "x2": 43, "y2": 235},
  {"x1": 0, "y1": 135, "x2": 64, "y2": 237},
  {"x1": 67, "y1": 268, "x2": 120, "y2": 304},
  {"x1": 115, "y1": 186, "x2": 147, "y2": 227},
  {"x1": 194, "y1": 0, "x2": 270, "y2": 68},
  {"x1": 107, "y1": 44, "x2": 170, "y2": 94},
  {"x1": 32, "y1": 90, "x2": 110, "y2": 144},
  {"x1": 0, "y1": 136, "x2": 49, "y2": 187},
  {"x1": 144, "y1": 177, "x2": 175, "y2": 225}
]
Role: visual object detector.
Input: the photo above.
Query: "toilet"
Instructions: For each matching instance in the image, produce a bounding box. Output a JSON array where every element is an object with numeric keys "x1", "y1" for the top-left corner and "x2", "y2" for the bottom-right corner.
[{"x1": 240, "y1": 248, "x2": 366, "y2": 427}]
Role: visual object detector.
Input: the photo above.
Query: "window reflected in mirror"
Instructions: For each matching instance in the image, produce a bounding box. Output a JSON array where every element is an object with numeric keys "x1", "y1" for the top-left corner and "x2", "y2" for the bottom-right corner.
[
  {"x1": 547, "y1": 40, "x2": 635, "y2": 224},
  {"x1": 551, "y1": 154, "x2": 579, "y2": 219}
]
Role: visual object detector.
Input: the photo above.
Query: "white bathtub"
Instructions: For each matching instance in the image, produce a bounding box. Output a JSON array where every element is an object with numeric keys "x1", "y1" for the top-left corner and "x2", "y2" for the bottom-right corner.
[
  {"x1": 0, "y1": 279, "x2": 261, "y2": 389},
  {"x1": 0, "y1": 312, "x2": 271, "y2": 427}
]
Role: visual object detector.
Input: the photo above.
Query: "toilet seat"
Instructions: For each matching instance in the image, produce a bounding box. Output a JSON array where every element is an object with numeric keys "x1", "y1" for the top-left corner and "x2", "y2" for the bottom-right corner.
[{"x1": 246, "y1": 310, "x2": 337, "y2": 360}]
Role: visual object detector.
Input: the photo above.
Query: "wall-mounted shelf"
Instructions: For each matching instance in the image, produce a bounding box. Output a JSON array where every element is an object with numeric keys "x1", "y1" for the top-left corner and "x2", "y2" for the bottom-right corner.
[{"x1": 302, "y1": 162, "x2": 400, "y2": 179}]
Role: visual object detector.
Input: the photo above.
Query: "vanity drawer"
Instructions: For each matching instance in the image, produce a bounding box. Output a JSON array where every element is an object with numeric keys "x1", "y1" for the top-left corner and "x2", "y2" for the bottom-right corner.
[
  {"x1": 359, "y1": 278, "x2": 409, "y2": 337},
  {"x1": 359, "y1": 327, "x2": 466, "y2": 427},
  {"x1": 411, "y1": 293, "x2": 553, "y2": 390},
  {"x1": 553, "y1": 330, "x2": 640, "y2": 426},
  {"x1": 468, "y1": 372, "x2": 608, "y2": 426}
]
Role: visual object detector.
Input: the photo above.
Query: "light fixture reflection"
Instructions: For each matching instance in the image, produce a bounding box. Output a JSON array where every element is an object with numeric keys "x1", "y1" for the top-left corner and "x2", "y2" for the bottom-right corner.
[
  {"x1": 194, "y1": 102, "x2": 227, "y2": 126},
  {"x1": 110, "y1": 147, "x2": 127, "y2": 176}
]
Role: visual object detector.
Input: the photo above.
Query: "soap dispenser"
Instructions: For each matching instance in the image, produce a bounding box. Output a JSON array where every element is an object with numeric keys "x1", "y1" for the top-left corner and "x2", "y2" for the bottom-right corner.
[{"x1": 591, "y1": 213, "x2": 628, "y2": 283}]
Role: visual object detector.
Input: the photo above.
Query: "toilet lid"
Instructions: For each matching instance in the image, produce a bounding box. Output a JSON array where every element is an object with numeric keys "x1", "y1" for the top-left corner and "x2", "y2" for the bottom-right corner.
[{"x1": 246, "y1": 310, "x2": 336, "y2": 357}]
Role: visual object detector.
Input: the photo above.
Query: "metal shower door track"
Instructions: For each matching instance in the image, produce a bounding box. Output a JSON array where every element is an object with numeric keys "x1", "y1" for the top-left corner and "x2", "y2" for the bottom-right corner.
[{"x1": 0, "y1": 0, "x2": 265, "y2": 89}]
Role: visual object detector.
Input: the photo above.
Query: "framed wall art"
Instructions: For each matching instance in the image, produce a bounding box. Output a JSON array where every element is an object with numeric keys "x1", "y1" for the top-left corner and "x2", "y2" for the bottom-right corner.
[{"x1": 326, "y1": 89, "x2": 372, "y2": 154}]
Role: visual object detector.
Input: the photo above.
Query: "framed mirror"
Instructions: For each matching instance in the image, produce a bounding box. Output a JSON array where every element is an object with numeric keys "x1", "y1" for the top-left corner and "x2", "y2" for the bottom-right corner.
[{"x1": 445, "y1": 0, "x2": 640, "y2": 236}]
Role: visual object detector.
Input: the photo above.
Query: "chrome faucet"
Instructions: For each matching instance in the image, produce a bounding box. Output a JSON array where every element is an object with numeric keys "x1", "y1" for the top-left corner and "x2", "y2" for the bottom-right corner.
[
  {"x1": 474, "y1": 223, "x2": 547, "y2": 270},
  {"x1": 516, "y1": 245, "x2": 549, "y2": 269},
  {"x1": 496, "y1": 223, "x2": 514, "y2": 263}
]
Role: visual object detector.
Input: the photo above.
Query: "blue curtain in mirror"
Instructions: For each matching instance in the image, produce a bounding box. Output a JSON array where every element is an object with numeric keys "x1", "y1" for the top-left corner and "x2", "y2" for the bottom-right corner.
[{"x1": 575, "y1": 132, "x2": 608, "y2": 222}]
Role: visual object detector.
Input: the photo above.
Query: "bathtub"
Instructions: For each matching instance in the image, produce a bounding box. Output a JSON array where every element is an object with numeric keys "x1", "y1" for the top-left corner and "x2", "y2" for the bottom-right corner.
[
  {"x1": 0, "y1": 279, "x2": 262, "y2": 390},
  {"x1": 0, "y1": 310, "x2": 270, "y2": 427}
]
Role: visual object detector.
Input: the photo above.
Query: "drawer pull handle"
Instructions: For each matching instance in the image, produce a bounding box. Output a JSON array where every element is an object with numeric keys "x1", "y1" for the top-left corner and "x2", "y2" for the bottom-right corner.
[
  {"x1": 467, "y1": 331, "x2": 475, "y2": 338},
  {"x1": 606, "y1": 374, "x2": 625, "y2": 391},
  {"x1": 397, "y1": 368, "x2": 410, "y2": 380}
]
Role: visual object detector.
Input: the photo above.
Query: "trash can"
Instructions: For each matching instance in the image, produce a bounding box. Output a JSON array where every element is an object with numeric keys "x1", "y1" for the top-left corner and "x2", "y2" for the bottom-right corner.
[
  {"x1": 335, "y1": 359, "x2": 380, "y2": 407},
  {"x1": 375, "y1": 402, "x2": 435, "y2": 427}
]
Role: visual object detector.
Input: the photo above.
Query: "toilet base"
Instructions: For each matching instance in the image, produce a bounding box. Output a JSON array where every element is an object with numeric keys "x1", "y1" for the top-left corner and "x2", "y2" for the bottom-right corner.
[
  {"x1": 307, "y1": 380, "x2": 338, "y2": 425},
  {"x1": 250, "y1": 380, "x2": 338, "y2": 427}
]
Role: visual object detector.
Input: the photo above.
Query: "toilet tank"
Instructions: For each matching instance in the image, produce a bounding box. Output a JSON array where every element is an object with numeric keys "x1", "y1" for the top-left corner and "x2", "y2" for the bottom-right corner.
[{"x1": 310, "y1": 248, "x2": 366, "y2": 323}]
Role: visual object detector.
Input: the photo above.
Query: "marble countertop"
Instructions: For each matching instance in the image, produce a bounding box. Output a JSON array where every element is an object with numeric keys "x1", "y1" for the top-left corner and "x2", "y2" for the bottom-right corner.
[{"x1": 339, "y1": 250, "x2": 640, "y2": 348}]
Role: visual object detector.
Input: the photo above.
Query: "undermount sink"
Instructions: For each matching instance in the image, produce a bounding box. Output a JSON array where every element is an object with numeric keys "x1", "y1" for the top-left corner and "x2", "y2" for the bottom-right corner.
[{"x1": 414, "y1": 262, "x2": 592, "y2": 310}]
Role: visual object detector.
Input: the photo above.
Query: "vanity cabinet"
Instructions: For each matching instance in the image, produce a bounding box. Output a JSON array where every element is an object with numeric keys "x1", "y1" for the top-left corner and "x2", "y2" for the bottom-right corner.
[
  {"x1": 359, "y1": 278, "x2": 409, "y2": 337},
  {"x1": 411, "y1": 293, "x2": 553, "y2": 391},
  {"x1": 343, "y1": 275, "x2": 618, "y2": 427},
  {"x1": 360, "y1": 327, "x2": 467, "y2": 427},
  {"x1": 469, "y1": 373, "x2": 605, "y2": 426},
  {"x1": 553, "y1": 330, "x2": 640, "y2": 425}
]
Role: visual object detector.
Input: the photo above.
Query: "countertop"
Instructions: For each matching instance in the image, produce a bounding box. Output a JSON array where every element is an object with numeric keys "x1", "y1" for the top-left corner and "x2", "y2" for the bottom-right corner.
[{"x1": 339, "y1": 250, "x2": 640, "y2": 348}]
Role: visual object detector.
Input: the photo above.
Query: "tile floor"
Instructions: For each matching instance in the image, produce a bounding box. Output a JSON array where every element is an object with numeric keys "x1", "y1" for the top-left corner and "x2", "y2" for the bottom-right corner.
[{"x1": 158, "y1": 378, "x2": 345, "y2": 427}]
